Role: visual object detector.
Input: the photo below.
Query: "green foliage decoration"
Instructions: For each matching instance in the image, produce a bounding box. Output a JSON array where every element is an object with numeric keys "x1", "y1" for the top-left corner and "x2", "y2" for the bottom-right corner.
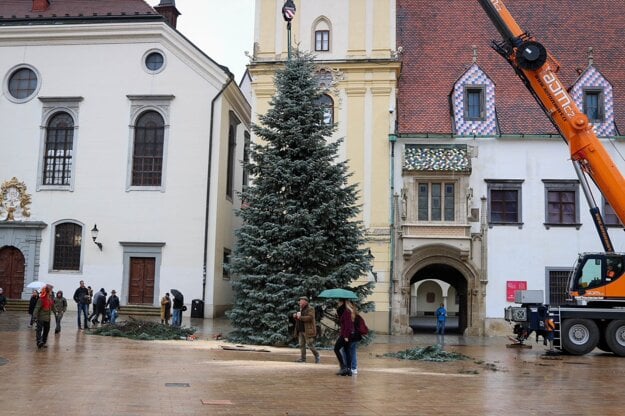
[{"x1": 226, "y1": 51, "x2": 374, "y2": 346}]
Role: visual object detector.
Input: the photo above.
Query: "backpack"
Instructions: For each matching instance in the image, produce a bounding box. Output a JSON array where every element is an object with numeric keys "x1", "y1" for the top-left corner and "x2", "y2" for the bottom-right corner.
[{"x1": 355, "y1": 314, "x2": 369, "y2": 336}]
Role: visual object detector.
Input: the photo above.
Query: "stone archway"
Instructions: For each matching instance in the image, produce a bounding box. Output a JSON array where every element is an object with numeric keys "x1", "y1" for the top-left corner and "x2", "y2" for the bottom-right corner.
[
  {"x1": 392, "y1": 243, "x2": 485, "y2": 336},
  {"x1": 409, "y1": 264, "x2": 468, "y2": 334}
]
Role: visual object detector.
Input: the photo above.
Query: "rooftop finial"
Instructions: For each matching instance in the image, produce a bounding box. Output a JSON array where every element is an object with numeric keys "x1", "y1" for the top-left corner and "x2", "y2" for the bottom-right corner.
[
  {"x1": 472, "y1": 45, "x2": 478, "y2": 64},
  {"x1": 588, "y1": 47, "x2": 594, "y2": 66}
]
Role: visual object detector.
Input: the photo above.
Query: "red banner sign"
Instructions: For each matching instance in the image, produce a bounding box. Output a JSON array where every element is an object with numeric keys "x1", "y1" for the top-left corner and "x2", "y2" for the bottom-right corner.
[{"x1": 506, "y1": 280, "x2": 527, "y2": 301}]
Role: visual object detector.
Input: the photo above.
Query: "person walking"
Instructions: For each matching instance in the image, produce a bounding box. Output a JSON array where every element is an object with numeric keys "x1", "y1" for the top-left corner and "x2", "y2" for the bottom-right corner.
[
  {"x1": 28, "y1": 290, "x2": 39, "y2": 327},
  {"x1": 106, "y1": 290, "x2": 120, "y2": 324},
  {"x1": 343, "y1": 309, "x2": 365, "y2": 375},
  {"x1": 52, "y1": 290, "x2": 67, "y2": 334},
  {"x1": 91, "y1": 288, "x2": 107, "y2": 326},
  {"x1": 87, "y1": 286, "x2": 94, "y2": 314},
  {"x1": 172, "y1": 292, "x2": 184, "y2": 327},
  {"x1": 73, "y1": 280, "x2": 90, "y2": 330},
  {"x1": 33, "y1": 285, "x2": 54, "y2": 348},
  {"x1": 292, "y1": 296, "x2": 320, "y2": 364},
  {"x1": 436, "y1": 303, "x2": 447, "y2": 335},
  {"x1": 160, "y1": 293, "x2": 171, "y2": 325},
  {"x1": 0, "y1": 287, "x2": 6, "y2": 313},
  {"x1": 87, "y1": 286, "x2": 106, "y2": 325},
  {"x1": 334, "y1": 299, "x2": 355, "y2": 376}
]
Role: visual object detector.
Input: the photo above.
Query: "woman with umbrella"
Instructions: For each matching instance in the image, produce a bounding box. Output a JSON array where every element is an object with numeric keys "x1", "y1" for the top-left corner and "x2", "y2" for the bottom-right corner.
[
  {"x1": 333, "y1": 299, "x2": 356, "y2": 376},
  {"x1": 318, "y1": 288, "x2": 359, "y2": 376}
]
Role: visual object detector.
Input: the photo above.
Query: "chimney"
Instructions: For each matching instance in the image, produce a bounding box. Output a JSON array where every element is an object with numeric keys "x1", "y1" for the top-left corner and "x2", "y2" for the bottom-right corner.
[
  {"x1": 32, "y1": 0, "x2": 50, "y2": 12},
  {"x1": 154, "y1": 0, "x2": 181, "y2": 29}
]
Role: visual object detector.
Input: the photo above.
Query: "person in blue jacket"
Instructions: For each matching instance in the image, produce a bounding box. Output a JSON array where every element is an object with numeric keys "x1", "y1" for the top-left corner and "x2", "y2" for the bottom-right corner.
[{"x1": 436, "y1": 303, "x2": 447, "y2": 335}]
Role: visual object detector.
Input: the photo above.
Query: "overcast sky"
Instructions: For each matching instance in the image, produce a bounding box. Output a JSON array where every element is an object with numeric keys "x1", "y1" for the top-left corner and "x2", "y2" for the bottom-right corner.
[{"x1": 148, "y1": 0, "x2": 255, "y2": 81}]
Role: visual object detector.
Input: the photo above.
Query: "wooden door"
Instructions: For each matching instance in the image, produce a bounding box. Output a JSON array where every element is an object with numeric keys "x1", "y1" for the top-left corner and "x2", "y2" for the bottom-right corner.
[
  {"x1": 0, "y1": 247, "x2": 25, "y2": 299},
  {"x1": 128, "y1": 257, "x2": 155, "y2": 304}
]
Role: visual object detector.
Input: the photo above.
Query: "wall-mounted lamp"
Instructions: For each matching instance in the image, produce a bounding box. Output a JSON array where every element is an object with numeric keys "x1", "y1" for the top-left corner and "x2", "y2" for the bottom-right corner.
[{"x1": 90, "y1": 224, "x2": 103, "y2": 251}]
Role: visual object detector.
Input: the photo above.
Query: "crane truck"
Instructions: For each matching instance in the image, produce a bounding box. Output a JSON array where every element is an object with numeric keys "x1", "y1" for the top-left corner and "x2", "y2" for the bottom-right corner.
[{"x1": 478, "y1": 0, "x2": 625, "y2": 355}]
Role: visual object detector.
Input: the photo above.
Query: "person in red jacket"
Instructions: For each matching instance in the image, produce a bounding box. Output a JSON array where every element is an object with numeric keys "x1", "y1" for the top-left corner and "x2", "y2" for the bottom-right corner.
[
  {"x1": 33, "y1": 285, "x2": 54, "y2": 349},
  {"x1": 333, "y1": 299, "x2": 355, "y2": 376}
]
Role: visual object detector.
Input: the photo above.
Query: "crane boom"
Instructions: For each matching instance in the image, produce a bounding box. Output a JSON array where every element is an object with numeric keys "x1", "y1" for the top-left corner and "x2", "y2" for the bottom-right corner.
[{"x1": 478, "y1": 0, "x2": 625, "y2": 253}]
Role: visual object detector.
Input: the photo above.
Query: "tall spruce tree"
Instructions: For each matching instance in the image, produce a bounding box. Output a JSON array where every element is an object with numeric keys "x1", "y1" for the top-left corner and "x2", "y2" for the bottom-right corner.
[{"x1": 227, "y1": 52, "x2": 373, "y2": 345}]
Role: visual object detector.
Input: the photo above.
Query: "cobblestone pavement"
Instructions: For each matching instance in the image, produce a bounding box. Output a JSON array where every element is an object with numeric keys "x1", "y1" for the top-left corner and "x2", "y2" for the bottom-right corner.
[{"x1": 1, "y1": 310, "x2": 624, "y2": 416}]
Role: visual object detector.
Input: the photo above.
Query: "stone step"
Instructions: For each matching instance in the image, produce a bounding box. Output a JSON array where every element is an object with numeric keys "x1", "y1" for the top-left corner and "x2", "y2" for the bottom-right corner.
[
  {"x1": 118, "y1": 305, "x2": 161, "y2": 317},
  {"x1": 5, "y1": 299, "x2": 29, "y2": 312},
  {"x1": 4, "y1": 300, "x2": 161, "y2": 316}
]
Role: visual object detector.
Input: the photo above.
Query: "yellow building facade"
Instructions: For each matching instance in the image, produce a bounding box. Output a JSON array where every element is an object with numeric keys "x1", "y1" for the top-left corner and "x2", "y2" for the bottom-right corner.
[{"x1": 249, "y1": 0, "x2": 400, "y2": 333}]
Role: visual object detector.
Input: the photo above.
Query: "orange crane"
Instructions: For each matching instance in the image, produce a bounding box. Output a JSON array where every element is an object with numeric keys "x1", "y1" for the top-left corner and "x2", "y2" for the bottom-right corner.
[
  {"x1": 478, "y1": 0, "x2": 625, "y2": 306},
  {"x1": 480, "y1": 0, "x2": 625, "y2": 355}
]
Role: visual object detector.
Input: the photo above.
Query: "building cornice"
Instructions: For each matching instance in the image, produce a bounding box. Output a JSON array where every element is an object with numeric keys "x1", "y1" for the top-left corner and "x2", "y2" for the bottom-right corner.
[{"x1": 0, "y1": 22, "x2": 231, "y2": 89}]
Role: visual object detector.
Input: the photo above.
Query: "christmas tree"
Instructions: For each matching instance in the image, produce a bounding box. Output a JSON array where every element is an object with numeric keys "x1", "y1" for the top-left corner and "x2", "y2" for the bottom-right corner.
[{"x1": 227, "y1": 52, "x2": 373, "y2": 345}]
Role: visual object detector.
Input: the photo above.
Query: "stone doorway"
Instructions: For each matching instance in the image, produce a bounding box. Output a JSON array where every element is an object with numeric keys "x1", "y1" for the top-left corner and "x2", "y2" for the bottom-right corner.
[{"x1": 0, "y1": 246, "x2": 25, "y2": 299}]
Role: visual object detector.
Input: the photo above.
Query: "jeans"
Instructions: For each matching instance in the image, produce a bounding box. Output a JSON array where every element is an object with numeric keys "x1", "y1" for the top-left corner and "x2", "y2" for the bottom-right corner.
[
  {"x1": 342, "y1": 340, "x2": 359, "y2": 370},
  {"x1": 172, "y1": 308, "x2": 182, "y2": 327},
  {"x1": 436, "y1": 320, "x2": 446, "y2": 334},
  {"x1": 36, "y1": 320, "x2": 50, "y2": 346},
  {"x1": 54, "y1": 313, "x2": 63, "y2": 333},
  {"x1": 77, "y1": 303, "x2": 89, "y2": 328},
  {"x1": 334, "y1": 337, "x2": 351, "y2": 370},
  {"x1": 109, "y1": 308, "x2": 118, "y2": 324}
]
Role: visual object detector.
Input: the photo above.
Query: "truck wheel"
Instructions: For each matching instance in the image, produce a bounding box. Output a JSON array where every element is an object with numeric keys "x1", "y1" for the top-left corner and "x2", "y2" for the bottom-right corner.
[
  {"x1": 605, "y1": 320, "x2": 625, "y2": 357},
  {"x1": 561, "y1": 319, "x2": 599, "y2": 355}
]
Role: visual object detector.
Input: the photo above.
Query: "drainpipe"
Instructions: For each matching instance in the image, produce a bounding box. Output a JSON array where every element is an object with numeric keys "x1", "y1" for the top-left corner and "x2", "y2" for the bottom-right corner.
[
  {"x1": 388, "y1": 133, "x2": 397, "y2": 333},
  {"x1": 202, "y1": 77, "x2": 234, "y2": 304}
]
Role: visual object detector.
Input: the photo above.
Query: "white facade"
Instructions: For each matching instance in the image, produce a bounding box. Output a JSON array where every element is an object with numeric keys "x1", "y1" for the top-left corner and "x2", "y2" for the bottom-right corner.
[
  {"x1": 0, "y1": 20, "x2": 250, "y2": 317},
  {"x1": 394, "y1": 136, "x2": 625, "y2": 333}
]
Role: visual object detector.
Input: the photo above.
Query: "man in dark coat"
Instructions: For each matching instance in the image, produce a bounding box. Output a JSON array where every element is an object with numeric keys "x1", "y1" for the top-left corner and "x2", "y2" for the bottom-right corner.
[
  {"x1": 73, "y1": 280, "x2": 90, "y2": 329},
  {"x1": 91, "y1": 288, "x2": 107, "y2": 326},
  {"x1": 172, "y1": 292, "x2": 184, "y2": 327}
]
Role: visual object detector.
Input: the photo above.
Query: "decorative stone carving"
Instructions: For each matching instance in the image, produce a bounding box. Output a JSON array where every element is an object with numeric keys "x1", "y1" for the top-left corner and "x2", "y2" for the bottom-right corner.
[
  {"x1": 0, "y1": 177, "x2": 31, "y2": 221},
  {"x1": 315, "y1": 66, "x2": 344, "y2": 97}
]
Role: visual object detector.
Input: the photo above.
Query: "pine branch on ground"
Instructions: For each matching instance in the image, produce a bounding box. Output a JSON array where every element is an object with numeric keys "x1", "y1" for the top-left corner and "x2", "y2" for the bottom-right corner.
[{"x1": 88, "y1": 318, "x2": 196, "y2": 341}]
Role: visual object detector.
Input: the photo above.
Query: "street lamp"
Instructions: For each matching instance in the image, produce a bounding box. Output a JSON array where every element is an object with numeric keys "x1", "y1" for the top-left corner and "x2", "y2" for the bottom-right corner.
[
  {"x1": 281, "y1": 0, "x2": 296, "y2": 60},
  {"x1": 90, "y1": 224, "x2": 103, "y2": 251}
]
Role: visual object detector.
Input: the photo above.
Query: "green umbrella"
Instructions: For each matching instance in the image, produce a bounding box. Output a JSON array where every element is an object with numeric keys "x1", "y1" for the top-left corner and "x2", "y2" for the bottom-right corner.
[{"x1": 318, "y1": 288, "x2": 358, "y2": 300}]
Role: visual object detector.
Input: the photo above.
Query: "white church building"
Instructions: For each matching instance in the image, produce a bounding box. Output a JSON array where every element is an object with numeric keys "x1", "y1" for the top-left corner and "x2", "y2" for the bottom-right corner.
[{"x1": 0, "y1": 0, "x2": 250, "y2": 318}]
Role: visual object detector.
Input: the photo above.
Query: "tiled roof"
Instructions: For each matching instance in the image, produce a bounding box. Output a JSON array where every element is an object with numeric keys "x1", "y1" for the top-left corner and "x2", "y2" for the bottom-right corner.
[
  {"x1": 0, "y1": 0, "x2": 159, "y2": 21},
  {"x1": 397, "y1": 0, "x2": 625, "y2": 136}
]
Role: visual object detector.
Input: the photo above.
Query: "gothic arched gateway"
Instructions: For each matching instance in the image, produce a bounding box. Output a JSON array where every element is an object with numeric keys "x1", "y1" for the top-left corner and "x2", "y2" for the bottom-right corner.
[{"x1": 392, "y1": 244, "x2": 486, "y2": 336}]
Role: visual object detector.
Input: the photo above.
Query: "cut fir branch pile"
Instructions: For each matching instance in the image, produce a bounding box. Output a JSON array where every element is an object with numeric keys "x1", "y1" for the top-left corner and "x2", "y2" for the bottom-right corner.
[
  {"x1": 383, "y1": 344, "x2": 470, "y2": 362},
  {"x1": 88, "y1": 318, "x2": 196, "y2": 341}
]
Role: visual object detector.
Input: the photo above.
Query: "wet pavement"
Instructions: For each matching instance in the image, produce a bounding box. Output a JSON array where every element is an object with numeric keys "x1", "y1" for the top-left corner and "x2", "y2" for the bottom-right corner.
[{"x1": 1, "y1": 311, "x2": 624, "y2": 416}]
